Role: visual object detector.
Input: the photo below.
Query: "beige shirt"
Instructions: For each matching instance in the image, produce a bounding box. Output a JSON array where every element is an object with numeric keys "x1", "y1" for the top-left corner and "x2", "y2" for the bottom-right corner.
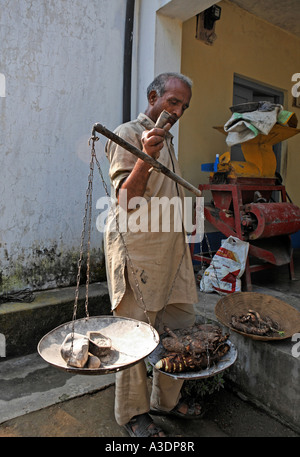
[{"x1": 104, "y1": 113, "x2": 198, "y2": 311}]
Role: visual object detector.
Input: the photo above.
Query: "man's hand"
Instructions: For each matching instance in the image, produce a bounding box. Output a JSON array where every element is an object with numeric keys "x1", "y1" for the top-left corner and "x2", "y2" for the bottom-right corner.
[
  {"x1": 118, "y1": 124, "x2": 171, "y2": 206},
  {"x1": 141, "y1": 125, "x2": 171, "y2": 160}
]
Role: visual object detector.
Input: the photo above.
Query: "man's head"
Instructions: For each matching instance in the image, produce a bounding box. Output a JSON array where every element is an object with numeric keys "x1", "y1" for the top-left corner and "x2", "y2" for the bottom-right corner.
[{"x1": 145, "y1": 72, "x2": 192, "y2": 126}]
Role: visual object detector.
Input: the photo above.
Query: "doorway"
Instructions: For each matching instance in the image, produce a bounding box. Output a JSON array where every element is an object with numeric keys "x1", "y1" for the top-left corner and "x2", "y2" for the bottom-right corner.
[{"x1": 232, "y1": 75, "x2": 284, "y2": 172}]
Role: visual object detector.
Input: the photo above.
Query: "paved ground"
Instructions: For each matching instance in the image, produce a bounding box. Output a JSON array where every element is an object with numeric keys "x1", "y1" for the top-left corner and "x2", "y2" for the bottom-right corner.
[{"x1": 0, "y1": 365, "x2": 298, "y2": 438}]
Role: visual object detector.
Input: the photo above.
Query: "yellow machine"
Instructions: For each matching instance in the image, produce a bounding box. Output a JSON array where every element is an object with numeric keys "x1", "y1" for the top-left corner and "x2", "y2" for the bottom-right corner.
[
  {"x1": 214, "y1": 122, "x2": 300, "y2": 179},
  {"x1": 193, "y1": 115, "x2": 300, "y2": 290}
]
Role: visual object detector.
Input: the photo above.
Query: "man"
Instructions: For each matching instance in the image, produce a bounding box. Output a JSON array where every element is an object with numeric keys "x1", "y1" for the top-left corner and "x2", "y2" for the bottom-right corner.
[{"x1": 104, "y1": 72, "x2": 201, "y2": 437}]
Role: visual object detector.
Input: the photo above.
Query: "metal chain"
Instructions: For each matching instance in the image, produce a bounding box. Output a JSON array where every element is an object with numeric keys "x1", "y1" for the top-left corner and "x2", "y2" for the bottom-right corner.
[
  {"x1": 84, "y1": 150, "x2": 93, "y2": 319},
  {"x1": 71, "y1": 140, "x2": 95, "y2": 335},
  {"x1": 91, "y1": 137, "x2": 152, "y2": 328}
]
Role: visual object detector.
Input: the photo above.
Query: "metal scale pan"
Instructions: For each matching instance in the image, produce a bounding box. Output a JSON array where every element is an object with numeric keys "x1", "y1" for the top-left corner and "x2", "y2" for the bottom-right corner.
[
  {"x1": 38, "y1": 315, "x2": 159, "y2": 375},
  {"x1": 148, "y1": 339, "x2": 237, "y2": 380}
]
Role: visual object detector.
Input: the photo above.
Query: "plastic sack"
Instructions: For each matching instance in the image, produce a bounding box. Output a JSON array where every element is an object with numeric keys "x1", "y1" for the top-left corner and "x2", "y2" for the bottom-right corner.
[{"x1": 200, "y1": 236, "x2": 249, "y2": 295}]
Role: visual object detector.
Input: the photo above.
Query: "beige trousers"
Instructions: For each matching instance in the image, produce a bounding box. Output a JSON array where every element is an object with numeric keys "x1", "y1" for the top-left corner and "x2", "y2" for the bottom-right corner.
[{"x1": 113, "y1": 279, "x2": 196, "y2": 426}]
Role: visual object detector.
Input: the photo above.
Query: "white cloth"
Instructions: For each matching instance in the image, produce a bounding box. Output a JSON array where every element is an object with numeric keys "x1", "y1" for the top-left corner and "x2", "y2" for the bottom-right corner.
[{"x1": 224, "y1": 104, "x2": 283, "y2": 146}]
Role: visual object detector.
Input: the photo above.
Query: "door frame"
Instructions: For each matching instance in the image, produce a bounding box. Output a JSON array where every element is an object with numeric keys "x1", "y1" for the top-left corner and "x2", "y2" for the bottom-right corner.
[{"x1": 232, "y1": 74, "x2": 285, "y2": 173}]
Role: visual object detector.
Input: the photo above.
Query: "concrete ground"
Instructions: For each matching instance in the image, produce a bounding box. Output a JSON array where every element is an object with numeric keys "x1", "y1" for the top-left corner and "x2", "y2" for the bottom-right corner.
[
  {"x1": 0, "y1": 373, "x2": 298, "y2": 439},
  {"x1": 0, "y1": 251, "x2": 300, "y2": 439}
]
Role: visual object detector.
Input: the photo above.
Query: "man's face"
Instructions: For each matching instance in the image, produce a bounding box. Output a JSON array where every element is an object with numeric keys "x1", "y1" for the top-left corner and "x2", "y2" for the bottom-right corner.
[{"x1": 148, "y1": 78, "x2": 192, "y2": 126}]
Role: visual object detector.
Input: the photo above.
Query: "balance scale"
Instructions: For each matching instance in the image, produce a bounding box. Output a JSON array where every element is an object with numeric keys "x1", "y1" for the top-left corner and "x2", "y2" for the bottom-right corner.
[{"x1": 38, "y1": 112, "x2": 237, "y2": 378}]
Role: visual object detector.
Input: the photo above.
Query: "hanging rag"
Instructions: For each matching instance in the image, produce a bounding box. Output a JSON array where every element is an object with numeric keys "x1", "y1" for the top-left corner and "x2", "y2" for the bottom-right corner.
[{"x1": 224, "y1": 101, "x2": 296, "y2": 147}]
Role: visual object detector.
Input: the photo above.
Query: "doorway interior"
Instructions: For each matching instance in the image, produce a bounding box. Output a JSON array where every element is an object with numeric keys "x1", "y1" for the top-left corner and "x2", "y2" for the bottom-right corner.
[{"x1": 232, "y1": 74, "x2": 284, "y2": 172}]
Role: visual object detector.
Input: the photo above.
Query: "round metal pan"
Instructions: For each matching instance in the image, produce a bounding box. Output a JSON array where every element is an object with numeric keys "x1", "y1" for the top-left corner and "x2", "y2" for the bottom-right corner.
[
  {"x1": 38, "y1": 315, "x2": 159, "y2": 375},
  {"x1": 215, "y1": 292, "x2": 300, "y2": 341},
  {"x1": 147, "y1": 340, "x2": 237, "y2": 380}
]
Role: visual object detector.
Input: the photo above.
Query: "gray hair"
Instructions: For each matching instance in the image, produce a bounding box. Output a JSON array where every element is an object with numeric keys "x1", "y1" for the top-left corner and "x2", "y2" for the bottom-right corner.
[{"x1": 146, "y1": 72, "x2": 193, "y2": 99}]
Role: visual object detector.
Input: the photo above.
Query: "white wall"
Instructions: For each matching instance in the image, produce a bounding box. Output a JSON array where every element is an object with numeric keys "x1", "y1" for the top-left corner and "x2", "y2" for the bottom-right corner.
[{"x1": 0, "y1": 0, "x2": 126, "y2": 292}]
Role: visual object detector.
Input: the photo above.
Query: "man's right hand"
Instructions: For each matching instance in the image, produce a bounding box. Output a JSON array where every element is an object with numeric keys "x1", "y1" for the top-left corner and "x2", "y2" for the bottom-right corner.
[
  {"x1": 141, "y1": 126, "x2": 170, "y2": 160},
  {"x1": 118, "y1": 124, "x2": 171, "y2": 206}
]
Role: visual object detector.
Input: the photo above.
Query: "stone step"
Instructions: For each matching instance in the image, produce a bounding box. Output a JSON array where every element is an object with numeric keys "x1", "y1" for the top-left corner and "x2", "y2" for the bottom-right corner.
[
  {"x1": 0, "y1": 282, "x2": 111, "y2": 358},
  {"x1": 0, "y1": 351, "x2": 115, "y2": 424}
]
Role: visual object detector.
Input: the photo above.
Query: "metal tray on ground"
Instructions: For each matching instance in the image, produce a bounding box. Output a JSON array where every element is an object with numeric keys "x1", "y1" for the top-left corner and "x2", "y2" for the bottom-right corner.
[
  {"x1": 38, "y1": 315, "x2": 159, "y2": 375},
  {"x1": 147, "y1": 340, "x2": 237, "y2": 380}
]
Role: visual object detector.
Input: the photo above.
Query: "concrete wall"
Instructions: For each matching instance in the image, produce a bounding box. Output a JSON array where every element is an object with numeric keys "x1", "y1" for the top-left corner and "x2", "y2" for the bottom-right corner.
[
  {"x1": 179, "y1": 0, "x2": 300, "y2": 208},
  {"x1": 0, "y1": 0, "x2": 126, "y2": 293}
]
